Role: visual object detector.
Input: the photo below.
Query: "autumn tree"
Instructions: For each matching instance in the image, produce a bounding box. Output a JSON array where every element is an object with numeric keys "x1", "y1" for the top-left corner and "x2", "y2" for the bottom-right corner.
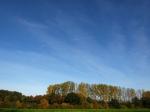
[
  {"x1": 78, "y1": 82, "x2": 89, "y2": 97},
  {"x1": 38, "y1": 98, "x2": 49, "y2": 109}
]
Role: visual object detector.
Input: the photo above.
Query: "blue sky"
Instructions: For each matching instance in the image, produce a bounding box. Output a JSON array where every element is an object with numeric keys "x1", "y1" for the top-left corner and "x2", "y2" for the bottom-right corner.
[{"x1": 0, "y1": 0, "x2": 150, "y2": 95}]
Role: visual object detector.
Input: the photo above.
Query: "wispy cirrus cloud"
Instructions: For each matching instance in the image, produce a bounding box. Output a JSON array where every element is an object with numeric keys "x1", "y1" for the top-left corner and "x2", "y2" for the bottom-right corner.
[
  {"x1": 17, "y1": 17, "x2": 48, "y2": 29},
  {"x1": 14, "y1": 16, "x2": 138, "y2": 88},
  {"x1": 1, "y1": 0, "x2": 150, "y2": 95}
]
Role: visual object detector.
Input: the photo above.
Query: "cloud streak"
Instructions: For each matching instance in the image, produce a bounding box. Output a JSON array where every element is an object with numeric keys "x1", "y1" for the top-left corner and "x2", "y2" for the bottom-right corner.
[{"x1": 0, "y1": 0, "x2": 150, "y2": 95}]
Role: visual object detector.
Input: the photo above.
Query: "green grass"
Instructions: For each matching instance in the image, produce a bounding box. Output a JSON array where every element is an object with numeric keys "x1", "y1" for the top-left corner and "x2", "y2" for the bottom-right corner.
[{"x1": 0, "y1": 109, "x2": 150, "y2": 112}]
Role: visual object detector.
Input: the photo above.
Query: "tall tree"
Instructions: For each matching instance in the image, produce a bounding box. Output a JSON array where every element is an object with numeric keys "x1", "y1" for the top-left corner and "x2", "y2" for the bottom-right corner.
[{"x1": 78, "y1": 82, "x2": 89, "y2": 97}]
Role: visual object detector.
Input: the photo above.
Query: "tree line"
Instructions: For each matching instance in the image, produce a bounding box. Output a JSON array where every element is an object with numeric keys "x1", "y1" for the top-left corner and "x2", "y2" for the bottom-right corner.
[{"x1": 0, "y1": 81, "x2": 150, "y2": 109}]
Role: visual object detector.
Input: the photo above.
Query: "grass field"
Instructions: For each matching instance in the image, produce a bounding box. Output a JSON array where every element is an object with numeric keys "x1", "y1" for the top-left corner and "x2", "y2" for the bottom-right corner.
[{"x1": 0, "y1": 109, "x2": 150, "y2": 112}]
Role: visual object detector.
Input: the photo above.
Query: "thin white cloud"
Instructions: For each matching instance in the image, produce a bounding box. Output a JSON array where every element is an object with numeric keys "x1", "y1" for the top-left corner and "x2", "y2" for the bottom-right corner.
[
  {"x1": 17, "y1": 17, "x2": 48, "y2": 29},
  {"x1": 12, "y1": 13, "x2": 150, "y2": 93}
]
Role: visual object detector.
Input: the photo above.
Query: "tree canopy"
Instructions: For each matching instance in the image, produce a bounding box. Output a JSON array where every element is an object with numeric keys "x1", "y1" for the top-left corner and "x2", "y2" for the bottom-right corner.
[{"x1": 0, "y1": 81, "x2": 150, "y2": 109}]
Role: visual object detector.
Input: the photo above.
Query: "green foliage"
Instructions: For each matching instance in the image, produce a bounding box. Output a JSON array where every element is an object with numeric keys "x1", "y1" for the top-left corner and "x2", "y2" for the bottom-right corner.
[
  {"x1": 109, "y1": 99, "x2": 121, "y2": 108},
  {"x1": 142, "y1": 91, "x2": 150, "y2": 108},
  {"x1": 132, "y1": 97, "x2": 142, "y2": 108},
  {"x1": 48, "y1": 93, "x2": 64, "y2": 104},
  {"x1": 64, "y1": 93, "x2": 81, "y2": 105},
  {"x1": 86, "y1": 97, "x2": 93, "y2": 103}
]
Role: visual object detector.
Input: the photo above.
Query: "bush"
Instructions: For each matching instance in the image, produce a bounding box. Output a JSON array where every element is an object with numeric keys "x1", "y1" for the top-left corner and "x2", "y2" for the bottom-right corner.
[
  {"x1": 64, "y1": 93, "x2": 81, "y2": 105},
  {"x1": 109, "y1": 99, "x2": 121, "y2": 108}
]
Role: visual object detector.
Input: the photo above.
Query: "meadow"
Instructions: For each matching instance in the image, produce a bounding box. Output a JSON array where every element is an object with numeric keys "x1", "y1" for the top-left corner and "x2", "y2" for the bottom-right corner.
[{"x1": 0, "y1": 109, "x2": 150, "y2": 112}]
